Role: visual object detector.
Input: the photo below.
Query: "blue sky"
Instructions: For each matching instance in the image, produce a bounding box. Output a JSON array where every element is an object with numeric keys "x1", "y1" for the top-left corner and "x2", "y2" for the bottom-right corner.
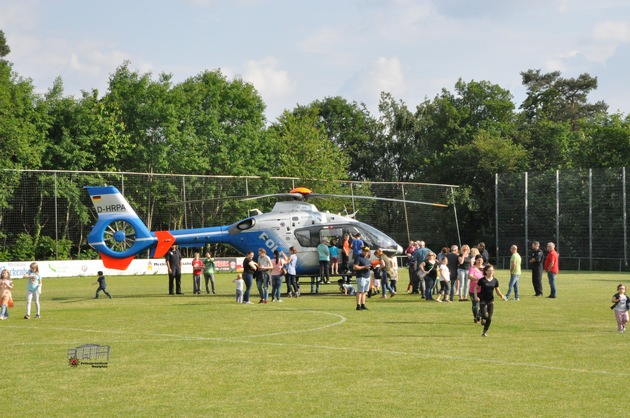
[{"x1": 2, "y1": 0, "x2": 629, "y2": 121}]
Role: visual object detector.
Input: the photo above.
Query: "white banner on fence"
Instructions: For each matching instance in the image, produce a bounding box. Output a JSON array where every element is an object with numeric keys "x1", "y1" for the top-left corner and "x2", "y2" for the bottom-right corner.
[{"x1": 0, "y1": 257, "x2": 244, "y2": 279}]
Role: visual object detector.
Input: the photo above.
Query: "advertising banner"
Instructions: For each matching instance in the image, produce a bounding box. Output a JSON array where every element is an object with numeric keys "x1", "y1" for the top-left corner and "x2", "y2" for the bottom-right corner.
[{"x1": 0, "y1": 257, "x2": 244, "y2": 279}]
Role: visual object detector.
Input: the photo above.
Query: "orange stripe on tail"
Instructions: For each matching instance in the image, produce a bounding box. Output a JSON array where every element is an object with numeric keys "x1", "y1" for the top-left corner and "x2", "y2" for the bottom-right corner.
[
  {"x1": 101, "y1": 254, "x2": 135, "y2": 270},
  {"x1": 152, "y1": 231, "x2": 175, "y2": 258}
]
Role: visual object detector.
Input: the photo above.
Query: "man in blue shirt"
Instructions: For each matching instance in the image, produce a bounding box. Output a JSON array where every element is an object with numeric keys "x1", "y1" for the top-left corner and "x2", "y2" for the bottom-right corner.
[
  {"x1": 351, "y1": 233, "x2": 364, "y2": 259},
  {"x1": 353, "y1": 246, "x2": 373, "y2": 311}
]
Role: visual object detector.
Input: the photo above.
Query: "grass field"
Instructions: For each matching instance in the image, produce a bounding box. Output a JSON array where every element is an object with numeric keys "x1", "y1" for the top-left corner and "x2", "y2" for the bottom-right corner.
[{"x1": 0, "y1": 269, "x2": 627, "y2": 417}]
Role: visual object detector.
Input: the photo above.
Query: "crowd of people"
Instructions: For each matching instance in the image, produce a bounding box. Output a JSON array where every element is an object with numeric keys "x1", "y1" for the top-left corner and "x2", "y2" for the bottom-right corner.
[
  {"x1": 9, "y1": 238, "x2": 630, "y2": 335},
  {"x1": 402, "y1": 239, "x2": 563, "y2": 336},
  {"x1": 167, "y1": 237, "x2": 562, "y2": 329}
]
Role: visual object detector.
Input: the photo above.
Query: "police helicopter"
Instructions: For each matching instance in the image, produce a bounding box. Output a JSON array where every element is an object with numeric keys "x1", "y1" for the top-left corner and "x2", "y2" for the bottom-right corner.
[{"x1": 84, "y1": 185, "x2": 447, "y2": 274}]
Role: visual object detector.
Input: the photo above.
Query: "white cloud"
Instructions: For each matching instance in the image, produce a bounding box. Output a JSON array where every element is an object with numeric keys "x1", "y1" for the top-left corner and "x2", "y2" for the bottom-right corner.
[
  {"x1": 339, "y1": 56, "x2": 406, "y2": 114},
  {"x1": 241, "y1": 57, "x2": 296, "y2": 119},
  {"x1": 243, "y1": 57, "x2": 296, "y2": 100},
  {"x1": 299, "y1": 26, "x2": 344, "y2": 56},
  {"x1": 366, "y1": 57, "x2": 406, "y2": 97},
  {"x1": 593, "y1": 20, "x2": 630, "y2": 43}
]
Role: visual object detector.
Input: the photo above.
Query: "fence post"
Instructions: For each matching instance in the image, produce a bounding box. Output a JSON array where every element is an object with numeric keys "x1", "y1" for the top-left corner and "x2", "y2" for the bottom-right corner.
[
  {"x1": 182, "y1": 176, "x2": 187, "y2": 230},
  {"x1": 556, "y1": 170, "x2": 560, "y2": 253},
  {"x1": 54, "y1": 172, "x2": 59, "y2": 260},
  {"x1": 452, "y1": 186, "x2": 461, "y2": 249},
  {"x1": 588, "y1": 168, "x2": 593, "y2": 271},
  {"x1": 495, "y1": 173, "x2": 499, "y2": 264},
  {"x1": 624, "y1": 167, "x2": 628, "y2": 268},
  {"x1": 525, "y1": 171, "x2": 529, "y2": 268}
]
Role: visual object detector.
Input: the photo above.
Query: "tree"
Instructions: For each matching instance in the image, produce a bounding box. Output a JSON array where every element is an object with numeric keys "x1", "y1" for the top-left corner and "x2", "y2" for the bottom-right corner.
[
  {"x1": 520, "y1": 69, "x2": 608, "y2": 131},
  {"x1": 450, "y1": 131, "x2": 528, "y2": 237},
  {"x1": 293, "y1": 96, "x2": 376, "y2": 181},
  {"x1": 42, "y1": 77, "x2": 131, "y2": 171},
  {"x1": 0, "y1": 30, "x2": 10, "y2": 59},
  {"x1": 266, "y1": 109, "x2": 349, "y2": 181},
  {"x1": 374, "y1": 92, "x2": 423, "y2": 182},
  {"x1": 170, "y1": 70, "x2": 267, "y2": 176},
  {"x1": 0, "y1": 53, "x2": 47, "y2": 225},
  {"x1": 574, "y1": 113, "x2": 630, "y2": 168}
]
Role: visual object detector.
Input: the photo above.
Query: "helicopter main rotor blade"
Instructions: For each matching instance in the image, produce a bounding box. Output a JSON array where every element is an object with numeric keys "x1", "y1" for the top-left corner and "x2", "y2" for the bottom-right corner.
[
  {"x1": 238, "y1": 193, "x2": 305, "y2": 202},
  {"x1": 162, "y1": 195, "x2": 246, "y2": 206},
  {"x1": 164, "y1": 192, "x2": 447, "y2": 207},
  {"x1": 307, "y1": 193, "x2": 448, "y2": 208}
]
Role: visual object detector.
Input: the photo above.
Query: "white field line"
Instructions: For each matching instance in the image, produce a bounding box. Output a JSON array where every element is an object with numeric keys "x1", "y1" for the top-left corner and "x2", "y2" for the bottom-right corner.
[{"x1": 1, "y1": 309, "x2": 624, "y2": 376}]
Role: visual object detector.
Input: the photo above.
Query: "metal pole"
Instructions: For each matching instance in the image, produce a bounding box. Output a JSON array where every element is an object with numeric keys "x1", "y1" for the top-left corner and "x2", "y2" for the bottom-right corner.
[
  {"x1": 401, "y1": 184, "x2": 410, "y2": 243},
  {"x1": 588, "y1": 168, "x2": 593, "y2": 271},
  {"x1": 624, "y1": 167, "x2": 627, "y2": 268},
  {"x1": 495, "y1": 173, "x2": 499, "y2": 264},
  {"x1": 350, "y1": 183, "x2": 356, "y2": 215},
  {"x1": 525, "y1": 172, "x2": 529, "y2": 268},
  {"x1": 556, "y1": 170, "x2": 560, "y2": 252},
  {"x1": 182, "y1": 176, "x2": 187, "y2": 230},
  {"x1": 452, "y1": 186, "x2": 462, "y2": 248},
  {"x1": 54, "y1": 172, "x2": 59, "y2": 260}
]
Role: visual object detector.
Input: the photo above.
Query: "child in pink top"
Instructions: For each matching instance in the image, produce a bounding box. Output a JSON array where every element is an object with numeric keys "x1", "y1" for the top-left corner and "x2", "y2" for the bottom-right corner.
[{"x1": 468, "y1": 255, "x2": 485, "y2": 324}]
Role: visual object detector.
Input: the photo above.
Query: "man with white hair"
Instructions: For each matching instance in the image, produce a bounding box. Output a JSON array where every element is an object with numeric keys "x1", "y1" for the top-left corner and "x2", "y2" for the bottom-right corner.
[
  {"x1": 412, "y1": 241, "x2": 432, "y2": 296},
  {"x1": 544, "y1": 242, "x2": 559, "y2": 298}
]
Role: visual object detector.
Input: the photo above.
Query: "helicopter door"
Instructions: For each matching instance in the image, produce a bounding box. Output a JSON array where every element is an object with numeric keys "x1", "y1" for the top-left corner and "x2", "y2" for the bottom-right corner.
[{"x1": 294, "y1": 226, "x2": 344, "y2": 248}]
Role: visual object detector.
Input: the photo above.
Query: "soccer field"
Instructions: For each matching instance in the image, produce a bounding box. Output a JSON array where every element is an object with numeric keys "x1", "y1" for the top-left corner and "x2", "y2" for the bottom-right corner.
[{"x1": 0, "y1": 270, "x2": 626, "y2": 417}]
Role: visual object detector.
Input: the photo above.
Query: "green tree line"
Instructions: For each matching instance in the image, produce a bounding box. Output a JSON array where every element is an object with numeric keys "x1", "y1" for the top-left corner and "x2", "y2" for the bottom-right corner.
[{"x1": 1, "y1": 30, "x2": 630, "y2": 261}]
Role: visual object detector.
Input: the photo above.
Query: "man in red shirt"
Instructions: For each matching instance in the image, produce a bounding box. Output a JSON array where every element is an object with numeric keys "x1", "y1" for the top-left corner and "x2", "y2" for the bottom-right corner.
[{"x1": 544, "y1": 242, "x2": 559, "y2": 298}]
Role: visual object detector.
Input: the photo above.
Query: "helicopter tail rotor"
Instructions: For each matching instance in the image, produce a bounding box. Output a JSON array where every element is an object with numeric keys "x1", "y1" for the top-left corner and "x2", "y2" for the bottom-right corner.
[{"x1": 85, "y1": 186, "x2": 159, "y2": 270}]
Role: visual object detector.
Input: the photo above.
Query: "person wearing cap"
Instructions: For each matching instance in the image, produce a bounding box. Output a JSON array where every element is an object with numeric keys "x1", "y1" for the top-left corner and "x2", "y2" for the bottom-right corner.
[{"x1": 353, "y1": 246, "x2": 373, "y2": 310}]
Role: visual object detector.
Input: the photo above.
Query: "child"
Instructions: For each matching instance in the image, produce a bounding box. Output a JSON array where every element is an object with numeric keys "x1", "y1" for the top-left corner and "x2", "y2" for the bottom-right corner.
[
  {"x1": 192, "y1": 252, "x2": 204, "y2": 295},
  {"x1": 233, "y1": 274, "x2": 244, "y2": 303},
  {"x1": 368, "y1": 260, "x2": 380, "y2": 298},
  {"x1": 203, "y1": 252, "x2": 216, "y2": 294},
  {"x1": 338, "y1": 280, "x2": 356, "y2": 296},
  {"x1": 24, "y1": 262, "x2": 42, "y2": 318},
  {"x1": 0, "y1": 269, "x2": 14, "y2": 320},
  {"x1": 329, "y1": 239, "x2": 340, "y2": 275},
  {"x1": 611, "y1": 283, "x2": 629, "y2": 333},
  {"x1": 93, "y1": 271, "x2": 113, "y2": 299},
  {"x1": 436, "y1": 257, "x2": 451, "y2": 302}
]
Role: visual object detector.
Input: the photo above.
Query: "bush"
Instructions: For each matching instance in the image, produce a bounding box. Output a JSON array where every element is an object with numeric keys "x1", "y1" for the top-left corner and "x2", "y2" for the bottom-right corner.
[
  {"x1": 36, "y1": 236, "x2": 73, "y2": 260},
  {"x1": 11, "y1": 233, "x2": 35, "y2": 261},
  {"x1": 74, "y1": 247, "x2": 99, "y2": 260}
]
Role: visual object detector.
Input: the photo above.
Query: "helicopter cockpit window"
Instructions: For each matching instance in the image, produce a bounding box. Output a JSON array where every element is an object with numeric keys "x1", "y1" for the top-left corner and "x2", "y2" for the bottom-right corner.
[{"x1": 295, "y1": 229, "x2": 317, "y2": 247}]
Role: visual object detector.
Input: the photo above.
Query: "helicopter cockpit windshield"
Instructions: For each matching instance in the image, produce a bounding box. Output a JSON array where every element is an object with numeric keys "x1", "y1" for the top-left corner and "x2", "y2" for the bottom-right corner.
[{"x1": 346, "y1": 223, "x2": 400, "y2": 253}]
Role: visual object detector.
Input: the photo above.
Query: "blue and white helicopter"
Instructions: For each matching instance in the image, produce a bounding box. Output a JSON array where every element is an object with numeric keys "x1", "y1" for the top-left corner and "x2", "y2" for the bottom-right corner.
[{"x1": 84, "y1": 185, "x2": 446, "y2": 274}]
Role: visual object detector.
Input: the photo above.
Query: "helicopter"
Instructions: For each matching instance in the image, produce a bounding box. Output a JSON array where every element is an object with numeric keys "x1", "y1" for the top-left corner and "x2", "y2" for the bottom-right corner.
[{"x1": 84, "y1": 185, "x2": 447, "y2": 274}]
